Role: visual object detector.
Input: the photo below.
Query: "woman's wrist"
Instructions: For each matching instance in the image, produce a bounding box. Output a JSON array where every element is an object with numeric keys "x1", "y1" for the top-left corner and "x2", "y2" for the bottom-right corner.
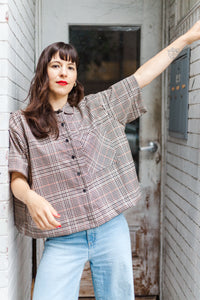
[
  {"x1": 23, "y1": 189, "x2": 38, "y2": 205},
  {"x1": 181, "y1": 33, "x2": 192, "y2": 46}
]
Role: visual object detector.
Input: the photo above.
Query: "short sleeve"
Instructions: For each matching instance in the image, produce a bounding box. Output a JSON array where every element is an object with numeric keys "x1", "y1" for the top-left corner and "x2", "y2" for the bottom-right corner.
[
  {"x1": 8, "y1": 112, "x2": 29, "y2": 179},
  {"x1": 100, "y1": 74, "x2": 147, "y2": 125}
]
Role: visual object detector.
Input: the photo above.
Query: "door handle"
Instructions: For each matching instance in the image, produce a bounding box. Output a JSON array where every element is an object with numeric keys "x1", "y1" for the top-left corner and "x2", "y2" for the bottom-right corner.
[{"x1": 139, "y1": 141, "x2": 158, "y2": 153}]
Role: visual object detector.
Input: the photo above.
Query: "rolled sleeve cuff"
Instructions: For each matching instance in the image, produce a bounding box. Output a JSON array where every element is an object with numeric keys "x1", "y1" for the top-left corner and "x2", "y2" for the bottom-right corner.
[
  {"x1": 8, "y1": 157, "x2": 29, "y2": 179},
  {"x1": 126, "y1": 74, "x2": 147, "y2": 119}
]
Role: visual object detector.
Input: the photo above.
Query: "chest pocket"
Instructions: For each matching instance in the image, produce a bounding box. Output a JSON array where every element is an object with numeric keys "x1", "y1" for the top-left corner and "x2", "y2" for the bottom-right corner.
[{"x1": 80, "y1": 127, "x2": 116, "y2": 174}]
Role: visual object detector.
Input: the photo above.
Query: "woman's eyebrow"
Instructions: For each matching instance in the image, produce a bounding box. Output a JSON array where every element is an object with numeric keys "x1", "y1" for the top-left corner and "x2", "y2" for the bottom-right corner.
[
  {"x1": 49, "y1": 60, "x2": 61, "y2": 64},
  {"x1": 49, "y1": 60, "x2": 75, "y2": 65}
]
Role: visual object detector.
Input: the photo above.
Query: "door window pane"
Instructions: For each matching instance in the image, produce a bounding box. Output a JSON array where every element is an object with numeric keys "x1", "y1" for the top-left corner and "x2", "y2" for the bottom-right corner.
[{"x1": 69, "y1": 26, "x2": 140, "y2": 174}]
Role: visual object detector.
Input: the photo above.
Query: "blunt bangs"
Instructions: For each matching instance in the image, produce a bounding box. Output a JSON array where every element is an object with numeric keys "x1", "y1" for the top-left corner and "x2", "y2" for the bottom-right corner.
[{"x1": 47, "y1": 42, "x2": 79, "y2": 68}]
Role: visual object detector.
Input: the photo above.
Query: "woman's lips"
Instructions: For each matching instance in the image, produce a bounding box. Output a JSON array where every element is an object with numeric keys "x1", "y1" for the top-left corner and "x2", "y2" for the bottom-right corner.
[{"x1": 56, "y1": 81, "x2": 68, "y2": 86}]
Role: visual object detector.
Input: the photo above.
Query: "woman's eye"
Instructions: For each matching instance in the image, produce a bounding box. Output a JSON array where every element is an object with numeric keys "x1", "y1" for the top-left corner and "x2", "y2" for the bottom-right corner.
[
  {"x1": 68, "y1": 66, "x2": 75, "y2": 70},
  {"x1": 52, "y1": 64, "x2": 60, "y2": 68}
]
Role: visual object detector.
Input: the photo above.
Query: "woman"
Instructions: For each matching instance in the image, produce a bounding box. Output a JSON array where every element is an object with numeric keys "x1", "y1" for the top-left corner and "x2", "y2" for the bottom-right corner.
[{"x1": 9, "y1": 21, "x2": 200, "y2": 300}]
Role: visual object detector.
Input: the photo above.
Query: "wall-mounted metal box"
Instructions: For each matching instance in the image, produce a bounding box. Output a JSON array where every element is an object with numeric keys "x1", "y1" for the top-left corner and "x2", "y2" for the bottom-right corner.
[{"x1": 169, "y1": 48, "x2": 190, "y2": 139}]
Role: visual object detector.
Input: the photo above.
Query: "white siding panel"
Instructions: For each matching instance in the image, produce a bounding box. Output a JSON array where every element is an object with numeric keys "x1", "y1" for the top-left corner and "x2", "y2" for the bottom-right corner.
[{"x1": 163, "y1": 2, "x2": 200, "y2": 299}]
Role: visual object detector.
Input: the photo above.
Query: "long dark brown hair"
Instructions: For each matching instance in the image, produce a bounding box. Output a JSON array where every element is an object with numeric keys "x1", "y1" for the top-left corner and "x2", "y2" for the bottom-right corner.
[{"x1": 23, "y1": 42, "x2": 84, "y2": 139}]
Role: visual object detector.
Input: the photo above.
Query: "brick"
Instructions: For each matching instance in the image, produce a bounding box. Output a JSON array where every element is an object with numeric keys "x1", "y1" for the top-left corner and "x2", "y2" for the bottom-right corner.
[
  {"x1": 166, "y1": 174, "x2": 199, "y2": 205},
  {"x1": 7, "y1": 60, "x2": 32, "y2": 89},
  {"x1": 189, "y1": 74, "x2": 200, "y2": 91},
  {"x1": 190, "y1": 60, "x2": 200, "y2": 77},
  {"x1": 165, "y1": 239, "x2": 197, "y2": 299},
  {"x1": 0, "y1": 271, "x2": 8, "y2": 288},
  {"x1": 166, "y1": 192, "x2": 200, "y2": 243},
  {"x1": 167, "y1": 152, "x2": 199, "y2": 179},
  {"x1": 0, "y1": 4, "x2": 8, "y2": 23},
  {"x1": 0, "y1": 112, "x2": 9, "y2": 130},
  {"x1": 167, "y1": 164, "x2": 198, "y2": 193},
  {"x1": 0, "y1": 236, "x2": 8, "y2": 253},
  {"x1": 0, "y1": 129, "x2": 9, "y2": 148},
  {"x1": 0, "y1": 255, "x2": 8, "y2": 270},
  {"x1": 0, "y1": 202, "x2": 8, "y2": 218},
  {"x1": 165, "y1": 218, "x2": 195, "y2": 267},
  {"x1": 189, "y1": 89, "x2": 200, "y2": 104},
  {"x1": 0, "y1": 23, "x2": 8, "y2": 40},
  {"x1": 0, "y1": 78, "x2": 8, "y2": 94},
  {"x1": 0, "y1": 166, "x2": 9, "y2": 184},
  {"x1": 0, "y1": 184, "x2": 10, "y2": 201},
  {"x1": 0, "y1": 288, "x2": 8, "y2": 299},
  {"x1": 0, "y1": 219, "x2": 8, "y2": 235},
  {"x1": 190, "y1": 45, "x2": 200, "y2": 63},
  {"x1": 0, "y1": 149, "x2": 8, "y2": 167},
  {"x1": 167, "y1": 141, "x2": 199, "y2": 164},
  {"x1": 188, "y1": 119, "x2": 200, "y2": 134},
  {"x1": 164, "y1": 259, "x2": 187, "y2": 299},
  {"x1": 0, "y1": 59, "x2": 8, "y2": 77},
  {"x1": 23, "y1": 0, "x2": 35, "y2": 24},
  {"x1": 188, "y1": 103, "x2": 200, "y2": 118},
  {"x1": 8, "y1": 4, "x2": 34, "y2": 57},
  {"x1": 0, "y1": 95, "x2": 20, "y2": 113},
  {"x1": 0, "y1": 41, "x2": 8, "y2": 59}
]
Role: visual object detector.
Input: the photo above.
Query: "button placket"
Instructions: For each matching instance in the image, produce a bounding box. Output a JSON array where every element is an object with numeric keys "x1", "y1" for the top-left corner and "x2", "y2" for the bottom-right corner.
[{"x1": 62, "y1": 114, "x2": 89, "y2": 196}]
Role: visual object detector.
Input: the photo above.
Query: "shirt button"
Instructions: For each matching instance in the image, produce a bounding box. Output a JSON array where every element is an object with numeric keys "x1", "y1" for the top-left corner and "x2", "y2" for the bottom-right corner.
[
  {"x1": 77, "y1": 172, "x2": 81, "y2": 176},
  {"x1": 83, "y1": 189, "x2": 86, "y2": 193},
  {"x1": 61, "y1": 122, "x2": 65, "y2": 127},
  {"x1": 65, "y1": 138, "x2": 69, "y2": 142},
  {"x1": 71, "y1": 155, "x2": 76, "y2": 159}
]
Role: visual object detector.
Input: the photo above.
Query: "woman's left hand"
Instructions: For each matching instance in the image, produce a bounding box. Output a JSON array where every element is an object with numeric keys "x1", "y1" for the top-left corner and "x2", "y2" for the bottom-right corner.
[{"x1": 183, "y1": 20, "x2": 200, "y2": 45}]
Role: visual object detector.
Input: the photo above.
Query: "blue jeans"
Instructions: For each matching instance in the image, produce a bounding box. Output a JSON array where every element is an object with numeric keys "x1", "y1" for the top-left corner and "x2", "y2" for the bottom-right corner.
[{"x1": 33, "y1": 214, "x2": 135, "y2": 300}]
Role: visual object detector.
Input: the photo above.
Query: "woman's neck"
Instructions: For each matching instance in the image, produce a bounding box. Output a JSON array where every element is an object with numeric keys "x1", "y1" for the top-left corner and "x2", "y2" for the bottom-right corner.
[{"x1": 49, "y1": 95, "x2": 68, "y2": 111}]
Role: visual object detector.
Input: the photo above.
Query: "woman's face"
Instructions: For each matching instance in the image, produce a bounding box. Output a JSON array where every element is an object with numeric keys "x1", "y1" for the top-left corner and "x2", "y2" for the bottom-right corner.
[{"x1": 47, "y1": 51, "x2": 77, "y2": 101}]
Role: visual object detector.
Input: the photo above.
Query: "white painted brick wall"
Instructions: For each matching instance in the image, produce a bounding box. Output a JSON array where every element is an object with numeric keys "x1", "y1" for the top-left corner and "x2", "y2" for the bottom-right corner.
[
  {"x1": 0, "y1": 0, "x2": 35, "y2": 299},
  {"x1": 163, "y1": 1, "x2": 200, "y2": 299}
]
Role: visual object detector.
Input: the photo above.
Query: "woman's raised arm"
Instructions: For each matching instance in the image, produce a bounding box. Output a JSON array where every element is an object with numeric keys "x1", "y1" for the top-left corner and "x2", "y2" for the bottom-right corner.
[{"x1": 134, "y1": 20, "x2": 200, "y2": 88}]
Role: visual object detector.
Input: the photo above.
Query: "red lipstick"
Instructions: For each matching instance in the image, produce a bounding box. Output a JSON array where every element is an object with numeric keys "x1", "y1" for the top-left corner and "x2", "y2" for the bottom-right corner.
[{"x1": 56, "y1": 81, "x2": 68, "y2": 86}]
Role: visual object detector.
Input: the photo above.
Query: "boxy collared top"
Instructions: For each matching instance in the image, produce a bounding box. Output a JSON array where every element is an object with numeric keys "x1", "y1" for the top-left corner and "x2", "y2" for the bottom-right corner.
[{"x1": 8, "y1": 74, "x2": 147, "y2": 238}]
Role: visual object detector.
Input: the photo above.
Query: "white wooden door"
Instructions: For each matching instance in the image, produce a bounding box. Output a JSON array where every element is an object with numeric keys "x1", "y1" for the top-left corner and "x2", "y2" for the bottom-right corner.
[{"x1": 38, "y1": 0, "x2": 162, "y2": 296}]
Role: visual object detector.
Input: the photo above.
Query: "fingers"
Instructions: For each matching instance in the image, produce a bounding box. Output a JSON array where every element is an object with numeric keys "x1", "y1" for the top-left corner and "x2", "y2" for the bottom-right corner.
[
  {"x1": 30, "y1": 205, "x2": 61, "y2": 231},
  {"x1": 34, "y1": 213, "x2": 61, "y2": 231},
  {"x1": 26, "y1": 193, "x2": 62, "y2": 231},
  {"x1": 51, "y1": 207, "x2": 61, "y2": 219},
  {"x1": 36, "y1": 209, "x2": 61, "y2": 231}
]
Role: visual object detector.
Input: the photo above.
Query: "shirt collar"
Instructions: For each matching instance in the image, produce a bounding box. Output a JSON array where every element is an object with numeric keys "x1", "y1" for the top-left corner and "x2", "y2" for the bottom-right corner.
[{"x1": 55, "y1": 102, "x2": 74, "y2": 115}]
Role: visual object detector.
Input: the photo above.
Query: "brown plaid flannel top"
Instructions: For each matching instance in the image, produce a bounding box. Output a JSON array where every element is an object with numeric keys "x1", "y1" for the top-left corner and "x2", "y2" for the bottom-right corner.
[{"x1": 9, "y1": 74, "x2": 147, "y2": 238}]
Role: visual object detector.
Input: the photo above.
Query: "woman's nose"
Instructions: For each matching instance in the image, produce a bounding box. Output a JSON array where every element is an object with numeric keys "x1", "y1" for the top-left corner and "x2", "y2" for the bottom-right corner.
[{"x1": 60, "y1": 66, "x2": 68, "y2": 76}]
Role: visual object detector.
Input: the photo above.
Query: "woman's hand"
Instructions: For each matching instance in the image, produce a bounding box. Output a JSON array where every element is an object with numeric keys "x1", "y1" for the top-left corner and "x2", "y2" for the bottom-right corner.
[
  {"x1": 11, "y1": 172, "x2": 61, "y2": 231},
  {"x1": 183, "y1": 20, "x2": 200, "y2": 45},
  {"x1": 25, "y1": 190, "x2": 61, "y2": 231}
]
